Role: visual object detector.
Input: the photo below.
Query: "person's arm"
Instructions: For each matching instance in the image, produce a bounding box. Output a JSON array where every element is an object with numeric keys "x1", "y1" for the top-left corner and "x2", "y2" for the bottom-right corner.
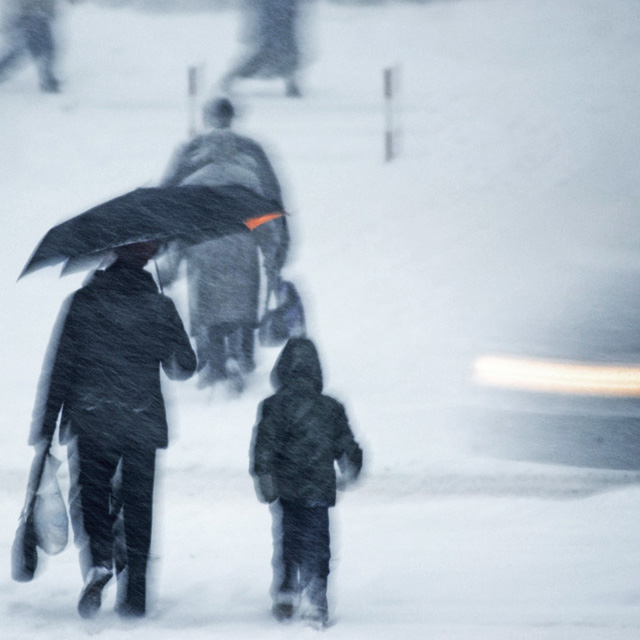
[
  {"x1": 160, "y1": 297, "x2": 197, "y2": 380},
  {"x1": 29, "y1": 295, "x2": 77, "y2": 447},
  {"x1": 333, "y1": 402, "x2": 363, "y2": 482},
  {"x1": 250, "y1": 399, "x2": 279, "y2": 502},
  {"x1": 240, "y1": 140, "x2": 288, "y2": 279},
  {"x1": 240, "y1": 138, "x2": 284, "y2": 208}
]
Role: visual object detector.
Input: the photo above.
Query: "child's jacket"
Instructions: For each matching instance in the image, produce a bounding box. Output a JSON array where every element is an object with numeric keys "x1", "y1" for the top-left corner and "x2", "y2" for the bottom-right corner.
[{"x1": 251, "y1": 338, "x2": 363, "y2": 506}]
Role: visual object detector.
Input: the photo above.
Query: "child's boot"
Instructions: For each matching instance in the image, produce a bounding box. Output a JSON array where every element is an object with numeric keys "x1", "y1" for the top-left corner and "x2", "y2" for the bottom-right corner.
[
  {"x1": 302, "y1": 578, "x2": 329, "y2": 627},
  {"x1": 272, "y1": 590, "x2": 298, "y2": 621}
]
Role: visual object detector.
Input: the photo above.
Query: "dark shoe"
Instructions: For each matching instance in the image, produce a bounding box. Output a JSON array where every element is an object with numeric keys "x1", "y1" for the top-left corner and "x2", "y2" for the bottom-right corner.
[
  {"x1": 273, "y1": 602, "x2": 294, "y2": 621},
  {"x1": 197, "y1": 364, "x2": 227, "y2": 388},
  {"x1": 115, "y1": 601, "x2": 145, "y2": 619},
  {"x1": 115, "y1": 565, "x2": 147, "y2": 618},
  {"x1": 78, "y1": 566, "x2": 113, "y2": 619},
  {"x1": 40, "y1": 76, "x2": 60, "y2": 93},
  {"x1": 285, "y1": 78, "x2": 301, "y2": 98},
  {"x1": 238, "y1": 356, "x2": 256, "y2": 375},
  {"x1": 272, "y1": 590, "x2": 298, "y2": 622}
]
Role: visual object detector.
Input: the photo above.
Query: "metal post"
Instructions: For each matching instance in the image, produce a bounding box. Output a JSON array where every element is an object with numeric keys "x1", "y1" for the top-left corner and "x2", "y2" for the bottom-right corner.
[
  {"x1": 188, "y1": 65, "x2": 198, "y2": 137},
  {"x1": 384, "y1": 67, "x2": 394, "y2": 162}
]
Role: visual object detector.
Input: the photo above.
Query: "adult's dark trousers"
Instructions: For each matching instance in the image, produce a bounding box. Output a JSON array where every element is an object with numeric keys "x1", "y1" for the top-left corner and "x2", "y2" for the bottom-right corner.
[
  {"x1": 276, "y1": 499, "x2": 330, "y2": 607},
  {"x1": 76, "y1": 434, "x2": 156, "y2": 613}
]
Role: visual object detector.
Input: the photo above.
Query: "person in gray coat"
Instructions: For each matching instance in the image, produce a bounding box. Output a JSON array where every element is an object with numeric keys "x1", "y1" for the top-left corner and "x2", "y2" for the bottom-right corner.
[
  {"x1": 0, "y1": 0, "x2": 70, "y2": 92},
  {"x1": 250, "y1": 338, "x2": 363, "y2": 626},
  {"x1": 160, "y1": 97, "x2": 289, "y2": 388}
]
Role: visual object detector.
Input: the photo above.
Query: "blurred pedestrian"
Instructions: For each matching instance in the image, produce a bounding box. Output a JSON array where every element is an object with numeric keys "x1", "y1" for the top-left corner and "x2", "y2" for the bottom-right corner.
[
  {"x1": 30, "y1": 241, "x2": 197, "y2": 619},
  {"x1": 159, "y1": 97, "x2": 289, "y2": 389},
  {"x1": 221, "y1": 0, "x2": 303, "y2": 97},
  {"x1": 0, "y1": 0, "x2": 72, "y2": 92},
  {"x1": 250, "y1": 338, "x2": 363, "y2": 626}
]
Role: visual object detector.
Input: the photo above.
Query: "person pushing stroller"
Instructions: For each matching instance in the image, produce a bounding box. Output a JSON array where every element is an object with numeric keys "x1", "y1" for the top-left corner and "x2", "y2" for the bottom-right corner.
[
  {"x1": 250, "y1": 338, "x2": 363, "y2": 627},
  {"x1": 159, "y1": 97, "x2": 289, "y2": 390}
]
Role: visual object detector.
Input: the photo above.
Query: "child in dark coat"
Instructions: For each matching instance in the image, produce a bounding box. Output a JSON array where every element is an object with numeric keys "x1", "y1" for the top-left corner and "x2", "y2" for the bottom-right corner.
[{"x1": 250, "y1": 338, "x2": 363, "y2": 626}]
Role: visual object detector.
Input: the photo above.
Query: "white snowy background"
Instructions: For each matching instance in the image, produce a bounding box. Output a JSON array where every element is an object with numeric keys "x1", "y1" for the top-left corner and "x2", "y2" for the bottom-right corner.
[{"x1": 2, "y1": 0, "x2": 640, "y2": 638}]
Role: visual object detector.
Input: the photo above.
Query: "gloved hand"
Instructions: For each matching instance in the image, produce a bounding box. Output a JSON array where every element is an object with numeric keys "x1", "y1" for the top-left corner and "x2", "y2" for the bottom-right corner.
[
  {"x1": 337, "y1": 451, "x2": 362, "y2": 491},
  {"x1": 254, "y1": 474, "x2": 278, "y2": 503}
]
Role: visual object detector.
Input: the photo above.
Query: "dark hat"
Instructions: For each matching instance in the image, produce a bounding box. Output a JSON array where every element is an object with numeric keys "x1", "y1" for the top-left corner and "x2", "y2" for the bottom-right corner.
[
  {"x1": 114, "y1": 241, "x2": 159, "y2": 266},
  {"x1": 203, "y1": 97, "x2": 235, "y2": 127}
]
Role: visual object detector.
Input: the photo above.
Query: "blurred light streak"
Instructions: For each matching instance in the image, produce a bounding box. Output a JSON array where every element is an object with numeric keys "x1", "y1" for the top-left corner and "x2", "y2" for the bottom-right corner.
[{"x1": 473, "y1": 354, "x2": 640, "y2": 396}]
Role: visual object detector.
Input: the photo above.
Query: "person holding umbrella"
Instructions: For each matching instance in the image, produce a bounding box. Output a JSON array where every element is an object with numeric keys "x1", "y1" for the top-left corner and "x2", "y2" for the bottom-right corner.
[
  {"x1": 29, "y1": 240, "x2": 197, "y2": 619},
  {"x1": 19, "y1": 182, "x2": 281, "y2": 615}
]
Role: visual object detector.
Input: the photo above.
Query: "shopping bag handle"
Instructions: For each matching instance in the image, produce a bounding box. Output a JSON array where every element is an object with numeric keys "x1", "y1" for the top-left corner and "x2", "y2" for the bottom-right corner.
[
  {"x1": 22, "y1": 444, "x2": 51, "y2": 516},
  {"x1": 264, "y1": 274, "x2": 282, "y2": 314}
]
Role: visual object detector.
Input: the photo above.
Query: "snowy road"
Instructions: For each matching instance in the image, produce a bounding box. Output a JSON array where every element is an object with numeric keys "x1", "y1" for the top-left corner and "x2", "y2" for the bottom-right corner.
[{"x1": 3, "y1": 465, "x2": 640, "y2": 640}]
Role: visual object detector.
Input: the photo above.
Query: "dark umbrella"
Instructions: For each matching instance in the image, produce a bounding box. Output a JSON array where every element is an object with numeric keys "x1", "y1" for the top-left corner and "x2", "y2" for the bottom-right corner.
[{"x1": 19, "y1": 184, "x2": 283, "y2": 279}]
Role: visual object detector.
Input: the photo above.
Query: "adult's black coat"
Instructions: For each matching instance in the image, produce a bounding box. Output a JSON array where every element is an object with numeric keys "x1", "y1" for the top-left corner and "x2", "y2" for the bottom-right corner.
[
  {"x1": 251, "y1": 338, "x2": 363, "y2": 506},
  {"x1": 30, "y1": 261, "x2": 197, "y2": 450}
]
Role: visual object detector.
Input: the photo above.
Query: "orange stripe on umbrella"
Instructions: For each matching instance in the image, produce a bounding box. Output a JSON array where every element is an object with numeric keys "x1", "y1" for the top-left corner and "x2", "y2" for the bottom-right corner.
[{"x1": 244, "y1": 212, "x2": 283, "y2": 231}]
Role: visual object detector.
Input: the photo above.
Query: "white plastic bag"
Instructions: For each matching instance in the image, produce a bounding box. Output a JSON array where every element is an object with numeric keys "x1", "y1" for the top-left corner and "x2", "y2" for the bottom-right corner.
[{"x1": 33, "y1": 455, "x2": 68, "y2": 555}]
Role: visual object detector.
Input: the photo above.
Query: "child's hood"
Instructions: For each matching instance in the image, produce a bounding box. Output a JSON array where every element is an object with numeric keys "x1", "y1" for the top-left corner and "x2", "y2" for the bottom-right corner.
[{"x1": 271, "y1": 338, "x2": 323, "y2": 393}]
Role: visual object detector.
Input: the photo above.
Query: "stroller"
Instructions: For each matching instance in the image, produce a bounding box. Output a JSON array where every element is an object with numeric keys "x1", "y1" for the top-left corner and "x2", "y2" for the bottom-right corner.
[{"x1": 259, "y1": 278, "x2": 306, "y2": 347}]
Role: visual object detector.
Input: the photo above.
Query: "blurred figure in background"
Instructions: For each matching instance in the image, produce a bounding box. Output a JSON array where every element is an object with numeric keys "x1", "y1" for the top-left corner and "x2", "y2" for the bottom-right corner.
[
  {"x1": 250, "y1": 338, "x2": 363, "y2": 627},
  {"x1": 0, "y1": 0, "x2": 71, "y2": 92},
  {"x1": 221, "y1": 0, "x2": 303, "y2": 97},
  {"x1": 159, "y1": 97, "x2": 289, "y2": 390},
  {"x1": 30, "y1": 242, "x2": 196, "y2": 619}
]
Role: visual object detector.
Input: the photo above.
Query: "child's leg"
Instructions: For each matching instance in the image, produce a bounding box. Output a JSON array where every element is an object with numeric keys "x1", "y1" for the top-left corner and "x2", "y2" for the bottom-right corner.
[
  {"x1": 300, "y1": 506, "x2": 331, "y2": 622},
  {"x1": 276, "y1": 500, "x2": 303, "y2": 594},
  {"x1": 290, "y1": 507, "x2": 331, "y2": 625},
  {"x1": 271, "y1": 500, "x2": 303, "y2": 620}
]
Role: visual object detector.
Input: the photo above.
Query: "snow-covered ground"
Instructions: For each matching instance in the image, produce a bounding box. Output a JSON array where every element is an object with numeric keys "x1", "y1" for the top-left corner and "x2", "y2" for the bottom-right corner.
[{"x1": 2, "y1": 0, "x2": 640, "y2": 637}]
